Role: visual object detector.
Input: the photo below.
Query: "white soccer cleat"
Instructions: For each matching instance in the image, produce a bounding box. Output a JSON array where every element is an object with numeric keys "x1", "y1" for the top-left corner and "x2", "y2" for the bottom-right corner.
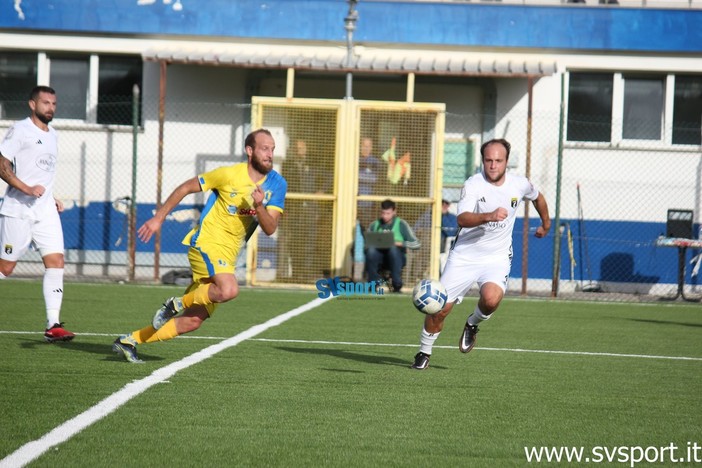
[{"x1": 152, "y1": 296, "x2": 184, "y2": 330}]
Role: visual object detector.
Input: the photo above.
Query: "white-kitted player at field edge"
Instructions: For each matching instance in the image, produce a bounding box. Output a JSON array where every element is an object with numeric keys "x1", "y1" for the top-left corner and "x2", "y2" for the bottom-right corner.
[
  {"x1": 0, "y1": 86, "x2": 74, "y2": 342},
  {"x1": 411, "y1": 138, "x2": 551, "y2": 370}
]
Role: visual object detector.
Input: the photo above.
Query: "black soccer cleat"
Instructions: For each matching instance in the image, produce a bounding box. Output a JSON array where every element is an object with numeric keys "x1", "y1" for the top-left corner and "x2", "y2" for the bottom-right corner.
[
  {"x1": 458, "y1": 324, "x2": 479, "y2": 354},
  {"x1": 410, "y1": 352, "x2": 431, "y2": 370}
]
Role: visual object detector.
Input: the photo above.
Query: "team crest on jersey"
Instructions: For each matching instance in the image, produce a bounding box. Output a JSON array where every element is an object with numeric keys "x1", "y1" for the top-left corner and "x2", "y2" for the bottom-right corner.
[
  {"x1": 4, "y1": 244, "x2": 12, "y2": 255},
  {"x1": 36, "y1": 153, "x2": 56, "y2": 172},
  {"x1": 511, "y1": 198, "x2": 518, "y2": 208}
]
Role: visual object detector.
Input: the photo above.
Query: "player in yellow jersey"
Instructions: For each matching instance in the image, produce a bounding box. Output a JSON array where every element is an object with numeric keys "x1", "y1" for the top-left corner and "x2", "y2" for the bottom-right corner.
[{"x1": 112, "y1": 128, "x2": 287, "y2": 363}]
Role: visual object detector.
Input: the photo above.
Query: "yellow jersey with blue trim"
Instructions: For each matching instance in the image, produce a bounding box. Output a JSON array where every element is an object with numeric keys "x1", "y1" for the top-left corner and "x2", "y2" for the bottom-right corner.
[{"x1": 182, "y1": 162, "x2": 287, "y2": 248}]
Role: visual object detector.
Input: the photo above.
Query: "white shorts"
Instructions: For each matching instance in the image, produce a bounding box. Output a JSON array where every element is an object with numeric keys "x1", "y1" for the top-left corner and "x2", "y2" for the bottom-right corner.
[
  {"x1": 439, "y1": 252, "x2": 511, "y2": 304},
  {"x1": 0, "y1": 211, "x2": 64, "y2": 261}
]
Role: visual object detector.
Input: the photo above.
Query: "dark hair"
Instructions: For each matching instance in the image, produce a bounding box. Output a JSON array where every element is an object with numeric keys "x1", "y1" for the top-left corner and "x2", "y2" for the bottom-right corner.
[
  {"x1": 245, "y1": 128, "x2": 273, "y2": 150},
  {"x1": 30, "y1": 86, "x2": 56, "y2": 100},
  {"x1": 480, "y1": 138, "x2": 511, "y2": 161},
  {"x1": 380, "y1": 199, "x2": 396, "y2": 210}
]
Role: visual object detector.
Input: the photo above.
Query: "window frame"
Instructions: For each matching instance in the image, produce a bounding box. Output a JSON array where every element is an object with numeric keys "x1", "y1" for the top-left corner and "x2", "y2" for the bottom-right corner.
[
  {"x1": 620, "y1": 73, "x2": 666, "y2": 143},
  {"x1": 566, "y1": 71, "x2": 701, "y2": 148},
  {"x1": 2, "y1": 51, "x2": 142, "y2": 127}
]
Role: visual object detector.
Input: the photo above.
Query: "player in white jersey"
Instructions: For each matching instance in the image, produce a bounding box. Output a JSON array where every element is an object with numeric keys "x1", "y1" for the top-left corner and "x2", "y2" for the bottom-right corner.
[
  {"x1": 0, "y1": 86, "x2": 74, "y2": 343},
  {"x1": 411, "y1": 139, "x2": 550, "y2": 370}
]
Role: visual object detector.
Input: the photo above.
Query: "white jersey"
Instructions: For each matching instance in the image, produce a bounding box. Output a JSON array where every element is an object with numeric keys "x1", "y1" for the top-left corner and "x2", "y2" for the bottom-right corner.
[
  {"x1": 451, "y1": 171, "x2": 539, "y2": 261},
  {"x1": 0, "y1": 117, "x2": 58, "y2": 220}
]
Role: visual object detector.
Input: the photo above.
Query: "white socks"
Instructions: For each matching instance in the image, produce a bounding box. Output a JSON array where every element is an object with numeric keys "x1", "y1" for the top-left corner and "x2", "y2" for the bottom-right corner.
[
  {"x1": 43, "y1": 268, "x2": 64, "y2": 328},
  {"x1": 419, "y1": 327, "x2": 440, "y2": 355},
  {"x1": 467, "y1": 305, "x2": 490, "y2": 327},
  {"x1": 419, "y1": 305, "x2": 492, "y2": 355}
]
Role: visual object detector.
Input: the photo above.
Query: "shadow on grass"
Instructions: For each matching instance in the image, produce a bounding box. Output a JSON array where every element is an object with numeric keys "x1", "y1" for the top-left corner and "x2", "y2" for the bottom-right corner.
[
  {"x1": 275, "y1": 346, "x2": 447, "y2": 370},
  {"x1": 19, "y1": 338, "x2": 166, "y2": 362},
  {"x1": 628, "y1": 318, "x2": 702, "y2": 328}
]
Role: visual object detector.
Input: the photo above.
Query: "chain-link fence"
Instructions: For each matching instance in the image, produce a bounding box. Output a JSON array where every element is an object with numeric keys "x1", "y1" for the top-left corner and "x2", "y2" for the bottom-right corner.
[{"x1": 1, "y1": 96, "x2": 700, "y2": 303}]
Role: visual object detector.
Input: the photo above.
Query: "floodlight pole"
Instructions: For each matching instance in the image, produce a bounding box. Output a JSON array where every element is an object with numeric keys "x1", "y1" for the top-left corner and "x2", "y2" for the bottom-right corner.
[{"x1": 344, "y1": 0, "x2": 358, "y2": 100}]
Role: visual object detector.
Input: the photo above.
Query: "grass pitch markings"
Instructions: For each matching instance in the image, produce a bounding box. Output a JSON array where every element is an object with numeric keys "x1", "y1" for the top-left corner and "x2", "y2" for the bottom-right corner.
[
  {"x1": 0, "y1": 297, "x2": 328, "y2": 468},
  {"x1": 2, "y1": 331, "x2": 700, "y2": 362},
  {"x1": 249, "y1": 338, "x2": 702, "y2": 362}
]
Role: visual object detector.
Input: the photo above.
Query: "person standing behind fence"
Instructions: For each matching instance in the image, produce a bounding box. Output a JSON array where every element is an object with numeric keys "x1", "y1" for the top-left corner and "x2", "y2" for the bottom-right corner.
[
  {"x1": 279, "y1": 138, "x2": 324, "y2": 281},
  {"x1": 112, "y1": 128, "x2": 287, "y2": 363},
  {"x1": 358, "y1": 137, "x2": 382, "y2": 229},
  {"x1": 411, "y1": 139, "x2": 551, "y2": 370},
  {"x1": 0, "y1": 86, "x2": 74, "y2": 342},
  {"x1": 440, "y1": 199, "x2": 459, "y2": 253}
]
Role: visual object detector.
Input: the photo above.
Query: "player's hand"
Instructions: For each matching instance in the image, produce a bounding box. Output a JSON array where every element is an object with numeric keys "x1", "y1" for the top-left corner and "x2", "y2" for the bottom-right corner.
[
  {"x1": 137, "y1": 217, "x2": 163, "y2": 243},
  {"x1": 28, "y1": 184, "x2": 45, "y2": 198},
  {"x1": 54, "y1": 198, "x2": 64, "y2": 213},
  {"x1": 491, "y1": 207, "x2": 508, "y2": 222},
  {"x1": 252, "y1": 184, "x2": 264, "y2": 207},
  {"x1": 534, "y1": 224, "x2": 550, "y2": 238}
]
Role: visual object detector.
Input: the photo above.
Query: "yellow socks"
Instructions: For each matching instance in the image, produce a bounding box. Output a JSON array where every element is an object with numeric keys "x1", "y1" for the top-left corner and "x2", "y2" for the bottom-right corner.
[{"x1": 131, "y1": 319, "x2": 179, "y2": 344}]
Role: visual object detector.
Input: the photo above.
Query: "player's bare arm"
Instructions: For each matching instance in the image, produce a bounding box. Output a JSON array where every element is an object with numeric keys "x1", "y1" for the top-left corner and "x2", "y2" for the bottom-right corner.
[
  {"x1": 457, "y1": 207, "x2": 508, "y2": 228},
  {"x1": 54, "y1": 198, "x2": 64, "y2": 213},
  {"x1": 137, "y1": 177, "x2": 202, "y2": 243},
  {"x1": 532, "y1": 192, "x2": 551, "y2": 238},
  {"x1": 252, "y1": 184, "x2": 281, "y2": 235},
  {"x1": 0, "y1": 154, "x2": 45, "y2": 198}
]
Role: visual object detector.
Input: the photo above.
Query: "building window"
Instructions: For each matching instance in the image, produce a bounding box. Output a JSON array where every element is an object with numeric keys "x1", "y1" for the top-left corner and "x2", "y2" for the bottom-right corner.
[
  {"x1": 49, "y1": 55, "x2": 90, "y2": 120},
  {"x1": 98, "y1": 55, "x2": 143, "y2": 125},
  {"x1": 622, "y1": 75, "x2": 663, "y2": 141},
  {"x1": 568, "y1": 72, "x2": 701, "y2": 146},
  {"x1": 0, "y1": 52, "x2": 37, "y2": 120},
  {"x1": 567, "y1": 73, "x2": 613, "y2": 142},
  {"x1": 0, "y1": 52, "x2": 142, "y2": 125},
  {"x1": 673, "y1": 76, "x2": 702, "y2": 146}
]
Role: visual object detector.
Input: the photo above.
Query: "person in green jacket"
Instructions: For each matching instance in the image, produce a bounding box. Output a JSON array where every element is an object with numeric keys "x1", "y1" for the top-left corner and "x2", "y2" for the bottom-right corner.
[{"x1": 365, "y1": 199, "x2": 421, "y2": 292}]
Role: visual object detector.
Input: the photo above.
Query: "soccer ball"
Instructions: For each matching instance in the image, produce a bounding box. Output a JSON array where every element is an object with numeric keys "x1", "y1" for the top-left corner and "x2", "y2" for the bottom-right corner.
[{"x1": 412, "y1": 279, "x2": 448, "y2": 315}]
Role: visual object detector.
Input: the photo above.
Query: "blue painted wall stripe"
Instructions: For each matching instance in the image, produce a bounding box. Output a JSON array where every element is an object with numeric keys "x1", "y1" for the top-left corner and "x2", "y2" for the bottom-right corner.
[{"x1": 1, "y1": 1, "x2": 701, "y2": 53}]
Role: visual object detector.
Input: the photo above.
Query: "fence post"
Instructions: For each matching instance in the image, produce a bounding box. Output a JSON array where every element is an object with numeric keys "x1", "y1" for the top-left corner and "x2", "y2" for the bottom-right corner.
[
  {"x1": 551, "y1": 73, "x2": 565, "y2": 297},
  {"x1": 128, "y1": 84, "x2": 140, "y2": 282}
]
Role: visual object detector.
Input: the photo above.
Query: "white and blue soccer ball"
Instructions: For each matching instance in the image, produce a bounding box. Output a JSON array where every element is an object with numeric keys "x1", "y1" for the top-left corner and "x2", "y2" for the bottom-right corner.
[{"x1": 412, "y1": 279, "x2": 448, "y2": 315}]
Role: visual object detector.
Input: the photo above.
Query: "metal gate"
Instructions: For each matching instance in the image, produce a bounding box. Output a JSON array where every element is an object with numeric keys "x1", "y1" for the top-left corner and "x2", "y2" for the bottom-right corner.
[{"x1": 248, "y1": 97, "x2": 446, "y2": 289}]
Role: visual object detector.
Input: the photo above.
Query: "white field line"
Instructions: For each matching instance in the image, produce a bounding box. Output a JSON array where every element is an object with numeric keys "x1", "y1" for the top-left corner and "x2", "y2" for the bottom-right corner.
[
  {"x1": 0, "y1": 297, "x2": 328, "y2": 468},
  {"x1": 3, "y1": 331, "x2": 700, "y2": 362},
  {"x1": 248, "y1": 338, "x2": 702, "y2": 362}
]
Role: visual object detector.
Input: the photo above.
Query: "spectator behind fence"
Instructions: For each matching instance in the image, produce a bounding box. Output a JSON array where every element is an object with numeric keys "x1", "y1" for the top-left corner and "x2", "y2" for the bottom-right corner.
[
  {"x1": 440, "y1": 199, "x2": 459, "y2": 252},
  {"x1": 365, "y1": 199, "x2": 421, "y2": 293},
  {"x1": 278, "y1": 138, "x2": 325, "y2": 281},
  {"x1": 358, "y1": 137, "x2": 382, "y2": 229}
]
